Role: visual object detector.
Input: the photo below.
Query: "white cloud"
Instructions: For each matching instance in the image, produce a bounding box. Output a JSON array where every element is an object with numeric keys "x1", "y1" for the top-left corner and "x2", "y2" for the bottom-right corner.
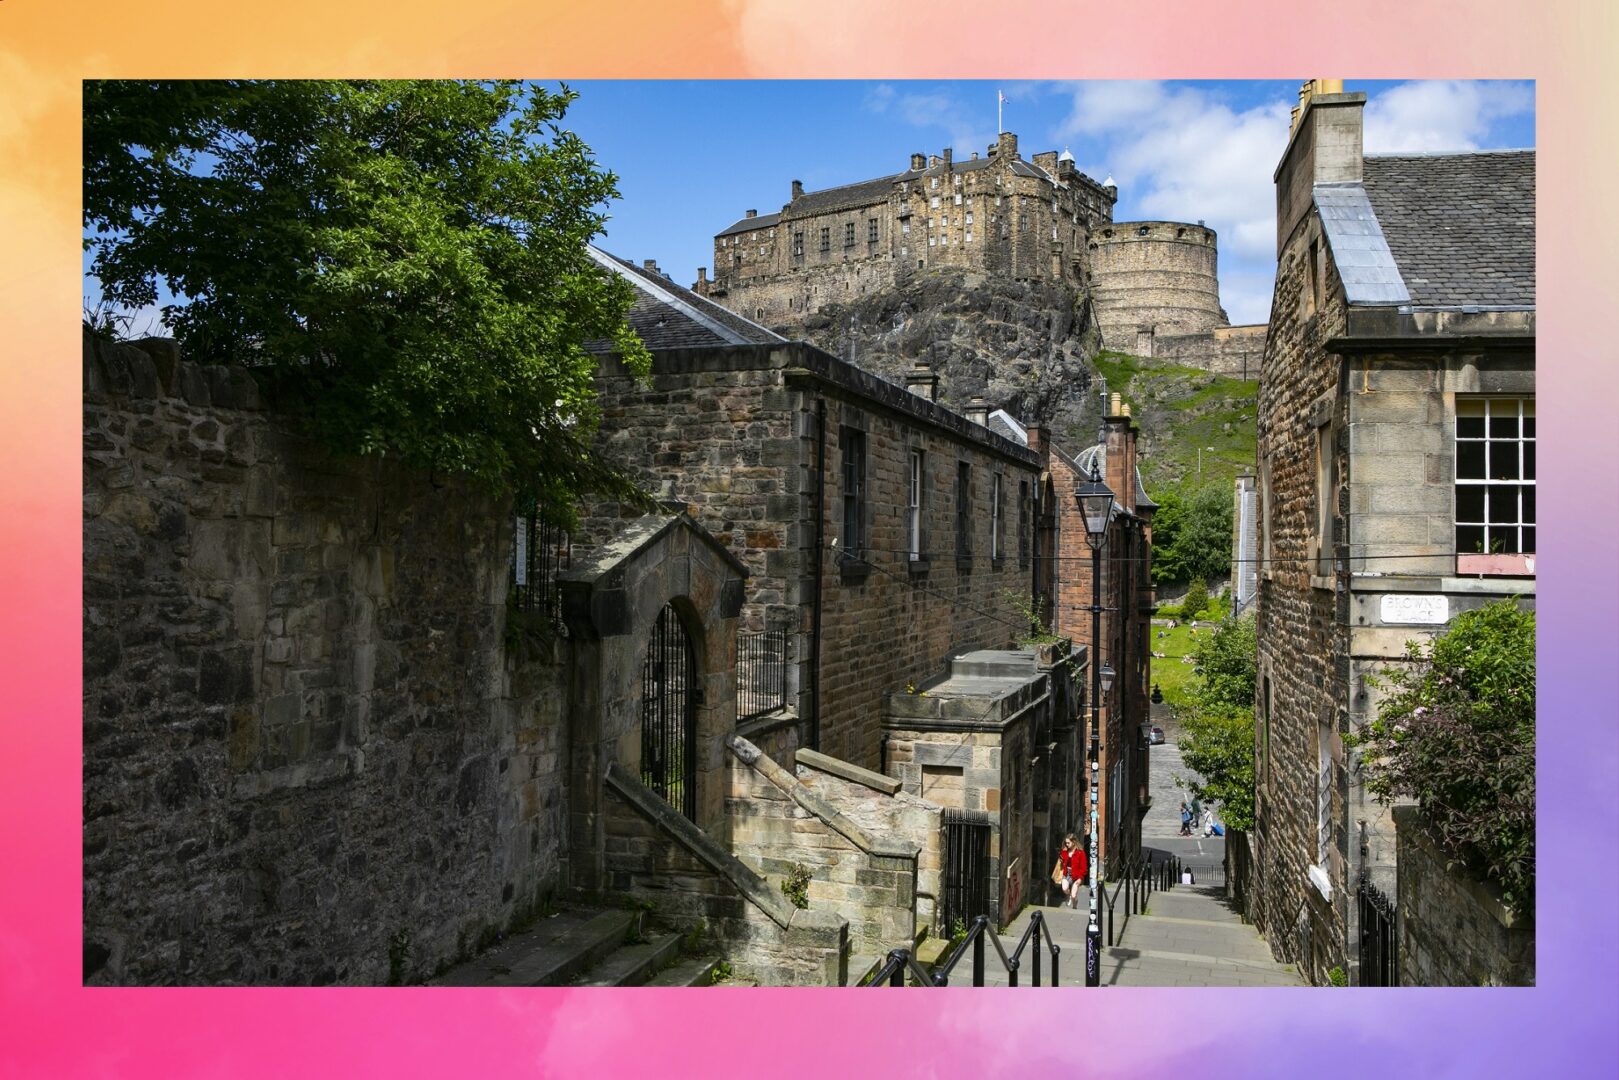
[
  {"x1": 862, "y1": 83, "x2": 997, "y2": 164},
  {"x1": 1363, "y1": 80, "x2": 1534, "y2": 153}
]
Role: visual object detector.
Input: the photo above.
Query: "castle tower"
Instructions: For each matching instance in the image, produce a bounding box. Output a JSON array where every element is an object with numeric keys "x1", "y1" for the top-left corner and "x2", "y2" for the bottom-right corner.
[{"x1": 1087, "y1": 220, "x2": 1229, "y2": 355}]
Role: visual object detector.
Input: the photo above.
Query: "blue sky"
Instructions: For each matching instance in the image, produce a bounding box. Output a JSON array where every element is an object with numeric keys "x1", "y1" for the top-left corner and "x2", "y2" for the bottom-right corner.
[
  {"x1": 89, "y1": 80, "x2": 1533, "y2": 332},
  {"x1": 566, "y1": 79, "x2": 1534, "y2": 325}
]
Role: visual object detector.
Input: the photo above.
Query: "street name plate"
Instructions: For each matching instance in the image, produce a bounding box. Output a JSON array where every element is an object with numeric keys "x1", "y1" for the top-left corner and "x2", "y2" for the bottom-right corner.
[{"x1": 1380, "y1": 594, "x2": 1448, "y2": 625}]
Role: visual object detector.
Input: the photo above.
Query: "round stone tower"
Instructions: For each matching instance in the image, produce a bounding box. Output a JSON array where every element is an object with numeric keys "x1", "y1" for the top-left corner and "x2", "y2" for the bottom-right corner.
[{"x1": 1088, "y1": 220, "x2": 1228, "y2": 355}]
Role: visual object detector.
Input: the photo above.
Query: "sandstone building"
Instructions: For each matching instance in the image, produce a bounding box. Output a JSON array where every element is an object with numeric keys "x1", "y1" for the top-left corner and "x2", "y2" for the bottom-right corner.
[{"x1": 1247, "y1": 82, "x2": 1534, "y2": 985}]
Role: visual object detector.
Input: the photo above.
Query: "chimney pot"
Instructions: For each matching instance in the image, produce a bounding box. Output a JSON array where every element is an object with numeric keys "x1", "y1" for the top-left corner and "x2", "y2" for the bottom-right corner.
[
  {"x1": 745, "y1": 209, "x2": 757, "y2": 218},
  {"x1": 905, "y1": 361, "x2": 940, "y2": 402},
  {"x1": 965, "y1": 395, "x2": 990, "y2": 426},
  {"x1": 911, "y1": 152, "x2": 926, "y2": 171},
  {"x1": 943, "y1": 147, "x2": 953, "y2": 167},
  {"x1": 697, "y1": 267, "x2": 707, "y2": 283},
  {"x1": 1110, "y1": 392, "x2": 1122, "y2": 415},
  {"x1": 791, "y1": 179, "x2": 804, "y2": 200},
  {"x1": 971, "y1": 151, "x2": 979, "y2": 160},
  {"x1": 643, "y1": 259, "x2": 658, "y2": 271}
]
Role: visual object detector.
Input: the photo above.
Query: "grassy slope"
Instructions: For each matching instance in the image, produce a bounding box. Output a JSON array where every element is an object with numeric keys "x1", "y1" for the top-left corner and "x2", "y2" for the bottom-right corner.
[{"x1": 1090, "y1": 350, "x2": 1257, "y2": 498}]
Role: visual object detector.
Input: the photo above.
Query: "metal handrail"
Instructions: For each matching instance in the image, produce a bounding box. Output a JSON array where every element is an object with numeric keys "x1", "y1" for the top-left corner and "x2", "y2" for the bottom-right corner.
[{"x1": 868, "y1": 911, "x2": 1062, "y2": 987}]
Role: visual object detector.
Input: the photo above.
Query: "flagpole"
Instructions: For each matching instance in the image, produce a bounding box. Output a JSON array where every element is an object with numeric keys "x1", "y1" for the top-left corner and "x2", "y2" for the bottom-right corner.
[{"x1": 997, "y1": 90, "x2": 1003, "y2": 134}]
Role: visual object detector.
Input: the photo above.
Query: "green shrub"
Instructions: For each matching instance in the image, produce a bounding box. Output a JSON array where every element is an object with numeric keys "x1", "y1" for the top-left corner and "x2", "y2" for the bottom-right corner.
[
  {"x1": 1351, "y1": 599, "x2": 1535, "y2": 913},
  {"x1": 1181, "y1": 577, "x2": 1209, "y2": 621},
  {"x1": 781, "y1": 863, "x2": 811, "y2": 909},
  {"x1": 1156, "y1": 604, "x2": 1182, "y2": 620}
]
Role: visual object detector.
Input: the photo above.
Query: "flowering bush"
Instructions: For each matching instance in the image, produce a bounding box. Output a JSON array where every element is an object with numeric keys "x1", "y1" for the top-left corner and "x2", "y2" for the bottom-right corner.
[{"x1": 1352, "y1": 599, "x2": 1535, "y2": 913}]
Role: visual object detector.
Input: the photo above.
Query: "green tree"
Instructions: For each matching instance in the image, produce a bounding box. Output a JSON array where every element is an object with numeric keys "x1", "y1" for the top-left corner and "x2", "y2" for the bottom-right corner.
[
  {"x1": 1176, "y1": 613, "x2": 1257, "y2": 830},
  {"x1": 1351, "y1": 599, "x2": 1535, "y2": 912},
  {"x1": 1150, "y1": 482, "x2": 1232, "y2": 587},
  {"x1": 1180, "y1": 576, "x2": 1209, "y2": 621},
  {"x1": 84, "y1": 80, "x2": 650, "y2": 520}
]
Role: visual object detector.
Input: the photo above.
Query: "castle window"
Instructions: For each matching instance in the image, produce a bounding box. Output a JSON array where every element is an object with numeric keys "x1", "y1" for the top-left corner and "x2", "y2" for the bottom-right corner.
[
  {"x1": 1020, "y1": 213, "x2": 1027, "y2": 229},
  {"x1": 965, "y1": 212, "x2": 973, "y2": 225},
  {"x1": 793, "y1": 232, "x2": 804, "y2": 257},
  {"x1": 954, "y1": 174, "x2": 962, "y2": 187},
  {"x1": 942, "y1": 216, "x2": 949, "y2": 227},
  {"x1": 1138, "y1": 225, "x2": 1150, "y2": 236},
  {"x1": 1052, "y1": 226, "x2": 1058, "y2": 241},
  {"x1": 843, "y1": 222, "x2": 854, "y2": 247},
  {"x1": 759, "y1": 245, "x2": 766, "y2": 255},
  {"x1": 965, "y1": 231, "x2": 973, "y2": 243},
  {"x1": 868, "y1": 218, "x2": 878, "y2": 244},
  {"x1": 756, "y1": 307, "x2": 764, "y2": 318},
  {"x1": 931, "y1": 177, "x2": 939, "y2": 189},
  {"x1": 902, "y1": 221, "x2": 910, "y2": 235},
  {"x1": 901, "y1": 246, "x2": 908, "y2": 256},
  {"x1": 928, "y1": 236, "x2": 936, "y2": 247},
  {"x1": 820, "y1": 227, "x2": 830, "y2": 253},
  {"x1": 954, "y1": 193, "x2": 962, "y2": 205},
  {"x1": 931, "y1": 196, "x2": 941, "y2": 209},
  {"x1": 995, "y1": 196, "x2": 1002, "y2": 207}
]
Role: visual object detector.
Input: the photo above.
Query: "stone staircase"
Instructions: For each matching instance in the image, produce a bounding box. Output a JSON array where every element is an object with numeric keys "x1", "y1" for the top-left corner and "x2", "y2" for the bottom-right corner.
[{"x1": 434, "y1": 907, "x2": 723, "y2": 988}]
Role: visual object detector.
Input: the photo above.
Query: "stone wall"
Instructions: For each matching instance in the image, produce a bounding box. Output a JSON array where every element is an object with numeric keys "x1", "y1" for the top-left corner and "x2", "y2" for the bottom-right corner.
[
  {"x1": 83, "y1": 334, "x2": 564, "y2": 985},
  {"x1": 724, "y1": 739, "x2": 922, "y2": 958},
  {"x1": 1250, "y1": 206, "x2": 1352, "y2": 986},
  {"x1": 584, "y1": 343, "x2": 1045, "y2": 775},
  {"x1": 1148, "y1": 323, "x2": 1268, "y2": 380},
  {"x1": 1091, "y1": 221, "x2": 1228, "y2": 349},
  {"x1": 1393, "y1": 806, "x2": 1533, "y2": 986}
]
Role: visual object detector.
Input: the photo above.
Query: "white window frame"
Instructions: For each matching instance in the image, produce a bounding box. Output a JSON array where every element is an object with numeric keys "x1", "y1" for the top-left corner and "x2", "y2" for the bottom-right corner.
[{"x1": 1455, "y1": 396, "x2": 1535, "y2": 563}]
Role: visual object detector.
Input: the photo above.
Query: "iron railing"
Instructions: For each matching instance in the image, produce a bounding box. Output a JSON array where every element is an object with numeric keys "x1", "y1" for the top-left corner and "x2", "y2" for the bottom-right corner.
[
  {"x1": 1358, "y1": 879, "x2": 1399, "y2": 986},
  {"x1": 511, "y1": 514, "x2": 569, "y2": 627},
  {"x1": 641, "y1": 604, "x2": 697, "y2": 821},
  {"x1": 867, "y1": 911, "x2": 1061, "y2": 987},
  {"x1": 1103, "y1": 854, "x2": 1182, "y2": 947},
  {"x1": 736, "y1": 628, "x2": 789, "y2": 721}
]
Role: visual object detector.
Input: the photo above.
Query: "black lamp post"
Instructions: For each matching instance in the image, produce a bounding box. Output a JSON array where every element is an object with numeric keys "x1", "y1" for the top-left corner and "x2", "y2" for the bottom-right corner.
[{"x1": 1075, "y1": 462, "x2": 1113, "y2": 986}]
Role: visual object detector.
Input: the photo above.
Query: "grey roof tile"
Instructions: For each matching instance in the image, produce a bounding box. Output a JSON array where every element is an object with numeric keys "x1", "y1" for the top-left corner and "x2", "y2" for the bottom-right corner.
[
  {"x1": 1360, "y1": 150, "x2": 1535, "y2": 309},
  {"x1": 1314, "y1": 183, "x2": 1410, "y2": 306}
]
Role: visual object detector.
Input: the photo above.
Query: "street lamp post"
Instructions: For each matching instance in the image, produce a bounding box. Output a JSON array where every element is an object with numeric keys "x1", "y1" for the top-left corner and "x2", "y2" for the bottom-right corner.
[{"x1": 1074, "y1": 463, "x2": 1114, "y2": 987}]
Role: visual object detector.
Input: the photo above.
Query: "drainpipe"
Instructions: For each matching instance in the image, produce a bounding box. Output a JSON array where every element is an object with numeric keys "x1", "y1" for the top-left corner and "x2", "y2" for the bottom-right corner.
[{"x1": 809, "y1": 399, "x2": 827, "y2": 752}]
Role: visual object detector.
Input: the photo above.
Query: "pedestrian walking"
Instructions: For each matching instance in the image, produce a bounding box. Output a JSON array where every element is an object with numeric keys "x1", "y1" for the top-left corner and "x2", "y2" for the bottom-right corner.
[
  {"x1": 1179, "y1": 800, "x2": 1193, "y2": 837},
  {"x1": 1052, "y1": 833, "x2": 1088, "y2": 909},
  {"x1": 1201, "y1": 808, "x2": 1216, "y2": 837}
]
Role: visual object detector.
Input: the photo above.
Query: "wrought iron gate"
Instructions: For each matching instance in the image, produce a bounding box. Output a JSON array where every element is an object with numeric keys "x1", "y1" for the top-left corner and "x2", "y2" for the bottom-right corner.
[
  {"x1": 1357, "y1": 879, "x2": 1399, "y2": 986},
  {"x1": 941, "y1": 810, "x2": 992, "y2": 931},
  {"x1": 641, "y1": 604, "x2": 697, "y2": 821}
]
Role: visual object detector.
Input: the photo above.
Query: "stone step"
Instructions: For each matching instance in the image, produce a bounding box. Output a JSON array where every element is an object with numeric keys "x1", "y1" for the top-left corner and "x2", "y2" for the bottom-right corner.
[
  {"x1": 644, "y1": 955, "x2": 721, "y2": 987},
  {"x1": 848, "y1": 951, "x2": 884, "y2": 986},
  {"x1": 436, "y1": 909, "x2": 639, "y2": 986},
  {"x1": 574, "y1": 933, "x2": 684, "y2": 987}
]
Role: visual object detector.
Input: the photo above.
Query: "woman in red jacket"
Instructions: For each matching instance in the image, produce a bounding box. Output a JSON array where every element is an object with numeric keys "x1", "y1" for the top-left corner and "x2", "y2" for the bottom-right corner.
[{"x1": 1057, "y1": 833, "x2": 1088, "y2": 909}]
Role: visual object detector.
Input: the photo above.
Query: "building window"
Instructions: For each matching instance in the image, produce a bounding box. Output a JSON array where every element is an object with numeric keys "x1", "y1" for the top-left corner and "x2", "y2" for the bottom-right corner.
[
  {"x1": 931, "y1": 177, "x2": 939, "y2": 189},
  {"x1": 1018, "y1": 480, "x2": 1030, "y2": 567},
  {"x1": 931, "y1": 195, "x2": 941, "y2": 209},
  {"x1": 991, "y1": 473, "x2": 1003, "y2": 560},
  {"x1": 928, "y1": 236, "x2": 936, "y2": 247},
  {"x1": 956, "y1": 462, "x2": 972, "y2": 557},
  {"x1": 793, "y1": 232, "x2": 804, "y2": 257},
  {"x1": 901, "y1": 245, "x2": 908, "y2": 256},
  {"x1": 965, "y1": 212, "x2": 974, "y2": 225},
  {"x1": 908, "y1": 449, "x2": 925, "y2": 561},
  {"x1": 1314, "y1": 423, "x2": 1335, "y2": 577},
  {"x1": 965, "y1": 232, "x2": 973, "y2": 243},
  {"x1": 844, "y1": 222, "x2": 855, "y2": 248},
  {"x1": 942, "y1": 215, "x2": 949, "y2": 227},
  {"x1": 868, "y1": 218, "x2": 879, "y2": 243},
  {"x1": 1051, "y1": 226, "x2": 1058, "y2": 241},
  {"x1": 1316, "y1": 711, "x2": 1332, "y2": 869},
  {"x1": 954, "y1": 193, "x2": 962, "y2": 205},
  {"x1": 1456, "y1": 397, "x2": 1535, "y2": 558},
  {"x1": 819, "y1": 227, "x2": 830, "y2": 253},
  {"x1": 840, "y1": 428, "x2": 867, "y2": 556}
]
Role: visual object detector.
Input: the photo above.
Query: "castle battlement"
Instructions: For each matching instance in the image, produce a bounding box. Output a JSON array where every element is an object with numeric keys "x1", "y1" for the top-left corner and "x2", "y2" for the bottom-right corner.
[{"x1": 693, "y1": 132, "x2": 1118, "y2": 326}]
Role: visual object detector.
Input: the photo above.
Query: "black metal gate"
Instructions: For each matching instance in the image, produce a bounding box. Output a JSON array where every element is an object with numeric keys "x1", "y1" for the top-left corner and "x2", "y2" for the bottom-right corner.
[
  {"x1": 941, "y1": 811, "x2": 992, "y2": 931},
  {"x1": 641, "y1": 603, "x2": 697, "y2": 821},
  {"x1": 1358, "y1": 879, "x2": 1399, "y2": 986}
]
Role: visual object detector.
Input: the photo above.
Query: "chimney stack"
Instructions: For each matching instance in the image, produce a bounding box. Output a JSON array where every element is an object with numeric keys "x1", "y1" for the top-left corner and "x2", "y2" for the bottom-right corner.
[
  {"x1": 965, "y1": 396, "x2": 990, "y2": 427},
  {"x1": 696, "y1": 267, "x2": 708, "y2": 285},
  {"x1": 943, "y1": 147, "x2": 953, "y2": 169},
  {"x1": 745, "y1": 209, "x2": 757, "y2": 219},
  {"x1": 906, "y1": 361, "x2": 940, "y2": 402},
  {"x1": 910, "y1": 152, "x2": 926, "y2": 171},
  {"x1": 1275, "y1": 80, "x2": 1365, "y2": 256},
  {"x1": 643, "y1": 259, "x2": 659, "y2": 273},
  {"x1": 1025, "y1": 422, "x2": 1048, "y2": 457},
  {"x1": 791, "y1": 179, "x2": 803, "y2": 201},
  {"x1": 971, "y1": 151, "x2": 980, "y2": 161},
  {"x1": 929, "y1": 154, "x2": 941, "y2": 168},
  {"x1": 996, "y1": 131, "x2": 1019, "y2": 160}
]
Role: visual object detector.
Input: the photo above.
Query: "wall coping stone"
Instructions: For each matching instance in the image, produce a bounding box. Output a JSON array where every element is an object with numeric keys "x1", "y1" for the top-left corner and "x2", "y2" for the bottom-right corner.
[
  {"x1": 604, "y1": 761, "x2": 799, "y2": 928},
  {"x1": 795, "y1": 748, "x2": 902, "y2": 796},
  {"x1": 728, "y1": 735, "x2": 918, "y2": 860},
  {"x1": 1393, "y1": 804, "x2": 1529, "y2": 930}
]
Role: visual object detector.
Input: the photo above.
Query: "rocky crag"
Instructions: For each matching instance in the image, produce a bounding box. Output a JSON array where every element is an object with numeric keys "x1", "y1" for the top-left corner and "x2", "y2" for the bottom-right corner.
[{"x1": 778, "y1": 268, "x2": 1107, "y2": 448}]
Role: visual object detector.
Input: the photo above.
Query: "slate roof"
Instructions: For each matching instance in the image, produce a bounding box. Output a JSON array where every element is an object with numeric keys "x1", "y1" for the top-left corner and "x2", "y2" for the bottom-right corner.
[
  {"x1": 1314, "y1": 183, "x2": 1410, "y2": 306},
  {"x1": 585, "y1": 247, "x2": 787, "y2": 352},
  {"x1": 1359, "y1": 150, "x2": 1535, "y2": 309},
  {"x1": 716, "y1": 212, "x2": 781, "y2": 238}
]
